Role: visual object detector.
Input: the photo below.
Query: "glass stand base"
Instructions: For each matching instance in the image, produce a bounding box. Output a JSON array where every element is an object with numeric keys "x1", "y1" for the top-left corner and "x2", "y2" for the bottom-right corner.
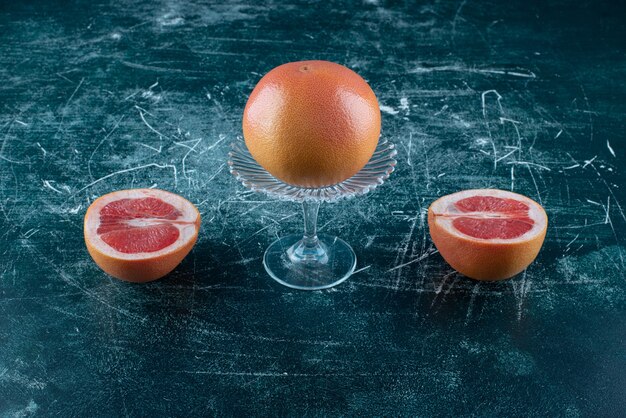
[{"x1": 263, "y1": 234, "x2": 357, "y2": 290}]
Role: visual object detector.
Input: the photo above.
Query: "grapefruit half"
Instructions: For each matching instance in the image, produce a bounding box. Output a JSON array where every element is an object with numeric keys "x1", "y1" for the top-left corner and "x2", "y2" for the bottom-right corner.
[
  {"x1": 84, "y1": 189, "x2": 201, "y2": 282},
  {"x1": 428, "y1": 189, "x2": 547, "y2": 281}
]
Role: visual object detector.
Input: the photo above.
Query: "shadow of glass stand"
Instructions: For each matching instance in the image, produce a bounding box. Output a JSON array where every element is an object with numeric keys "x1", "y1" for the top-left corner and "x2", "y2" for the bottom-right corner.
[{"x1": 228, "y1": 139, "x2": 397, "y2": 290}]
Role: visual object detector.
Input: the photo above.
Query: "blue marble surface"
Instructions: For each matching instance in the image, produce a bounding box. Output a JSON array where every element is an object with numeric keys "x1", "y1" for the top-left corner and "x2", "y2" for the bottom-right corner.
[{"x1": 0, "y1": 0, "x2": 624, "y2": 416}]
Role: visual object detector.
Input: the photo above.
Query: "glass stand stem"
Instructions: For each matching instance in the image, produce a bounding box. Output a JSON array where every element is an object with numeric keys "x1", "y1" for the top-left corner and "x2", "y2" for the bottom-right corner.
[{"x1": 287, "y1": 201, "x2": 329, "y2": 264}]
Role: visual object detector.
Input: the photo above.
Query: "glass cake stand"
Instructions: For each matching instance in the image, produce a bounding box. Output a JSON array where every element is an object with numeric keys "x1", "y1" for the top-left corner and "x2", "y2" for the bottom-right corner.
[{"x1": 228, "y1": 138, "x2": 397, "y2": 290}]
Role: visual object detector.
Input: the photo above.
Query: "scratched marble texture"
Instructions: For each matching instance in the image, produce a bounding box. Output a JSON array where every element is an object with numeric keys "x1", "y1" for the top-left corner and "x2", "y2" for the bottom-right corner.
[{"x1": 1, "y1": 0, "x2": 625, "y2": 416}]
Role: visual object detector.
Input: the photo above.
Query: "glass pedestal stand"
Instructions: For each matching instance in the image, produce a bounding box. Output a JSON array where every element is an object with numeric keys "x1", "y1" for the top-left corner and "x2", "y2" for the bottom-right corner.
[{"x1": 228, "y1": 139, "x2": 397, "y2": 290}]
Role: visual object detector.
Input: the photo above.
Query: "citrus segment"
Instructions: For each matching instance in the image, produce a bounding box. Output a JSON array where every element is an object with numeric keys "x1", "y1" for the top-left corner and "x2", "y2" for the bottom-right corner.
[
  {"x1": 84, "y1": 189, "x2": 201, "y2": 282},
  {"x1": 100, "y1": 224, "x2": 180, "y2": 254},
  {"x1": 455, "y1": 195, "x2": 530, "y2": 212},
  {"x1": 452, "y1": 217, "x2": 533, "y2": 240},
  {"x1": 243, "y1": 60, "x2": 381, "y2": 188},
  {"x1": 428, "y1": 189, "x2": 547, "y2": 281}
]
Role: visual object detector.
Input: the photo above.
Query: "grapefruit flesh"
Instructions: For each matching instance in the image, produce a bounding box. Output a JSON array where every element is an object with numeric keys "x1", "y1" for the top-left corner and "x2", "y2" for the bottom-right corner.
[
  {"x1": 98, "y1": 197, "x2": 182, "y2": 253},
  {"x1": 428, "y1": 189, "x2": 547, "y2": 281},
  {"x1": 452, "y1": 196, "x2": 534, "y2": 240},
  {"x1": 243, "y1": 60, "x2": 381, "y2": 188},
  {"x1": 84, "y1": 189, "x2": 201, "y2": 282}
]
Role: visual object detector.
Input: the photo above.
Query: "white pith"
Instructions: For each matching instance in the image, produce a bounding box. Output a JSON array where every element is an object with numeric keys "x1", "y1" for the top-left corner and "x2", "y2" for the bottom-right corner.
[
  {"x1": 85, "y1": 189, "x2": 199, "y2": 260},
  {"x1": 430, "y1": 189, "x2": 547, "y2": 243}
]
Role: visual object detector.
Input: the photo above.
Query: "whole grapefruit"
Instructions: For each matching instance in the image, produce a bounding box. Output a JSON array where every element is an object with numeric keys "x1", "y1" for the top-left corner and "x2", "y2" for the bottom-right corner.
[{"x1": 243, "y1": 60, "x2": 381, "y2": 188}]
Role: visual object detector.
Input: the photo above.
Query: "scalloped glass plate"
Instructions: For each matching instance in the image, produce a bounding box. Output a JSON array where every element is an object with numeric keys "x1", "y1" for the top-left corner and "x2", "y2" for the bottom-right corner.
[{"x1": 228, "y1": 138, "x2": 397, "y2": 202}]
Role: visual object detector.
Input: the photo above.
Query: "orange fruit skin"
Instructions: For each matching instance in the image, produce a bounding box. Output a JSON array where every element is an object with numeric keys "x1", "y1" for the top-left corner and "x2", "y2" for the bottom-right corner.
[
  {"x1": 243, "y1": 60, "x2": 381, "y2": 188},
  {"x1": 84, "y1": 190, "x2": 201, "y2": 283},
  {"x1": 428, "y1": 197, "x2": 547, "y2": 281}
]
